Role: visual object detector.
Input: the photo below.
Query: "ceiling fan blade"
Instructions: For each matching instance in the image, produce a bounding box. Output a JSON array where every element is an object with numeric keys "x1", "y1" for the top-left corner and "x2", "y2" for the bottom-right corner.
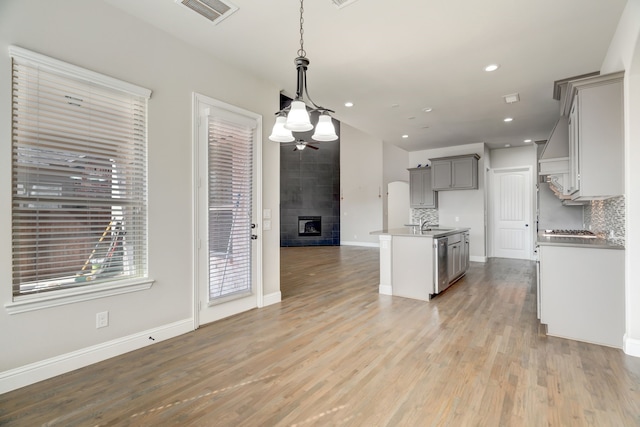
[{"x1": 307, "y1": 144, "x2": 319, "y2": 150}]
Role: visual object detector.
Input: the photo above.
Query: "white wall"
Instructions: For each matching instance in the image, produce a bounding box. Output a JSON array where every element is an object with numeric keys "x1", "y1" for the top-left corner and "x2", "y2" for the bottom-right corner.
[
  {"x1": 340, "y1": 124, "x2": 383, "y2": 246},
  {"x1": 490, "y1": 145, "x2": 536, "y2": 170},
  {"x1": 409, "y1": 143, "x2": 487, "y2": 261},
  {"x1": 382, "y1": 143, "x2": 410, "y2": 229},
  {"x1": 600, "y1": 0, "x2": 640, "y2": 357},
  {"x1": 0, "y1": 0, "x2": 281, "y2": 388}
]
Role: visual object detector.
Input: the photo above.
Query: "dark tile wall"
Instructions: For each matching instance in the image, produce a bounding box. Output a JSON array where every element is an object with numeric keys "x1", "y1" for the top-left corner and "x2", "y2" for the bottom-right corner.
[{"x1": 279, "y1": 96, "x2": 340, "y2": 246}]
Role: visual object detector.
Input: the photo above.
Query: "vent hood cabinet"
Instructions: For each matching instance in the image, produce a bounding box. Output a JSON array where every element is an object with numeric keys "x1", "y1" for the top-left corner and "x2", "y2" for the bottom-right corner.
[{"x1": 540, "y1": 116, "x2": 569, "y2": 160}]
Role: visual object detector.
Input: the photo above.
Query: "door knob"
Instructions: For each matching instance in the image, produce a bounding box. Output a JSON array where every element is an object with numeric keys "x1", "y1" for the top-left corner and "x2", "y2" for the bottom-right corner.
[{"x1": 251, "y1": 234, "x2": 258, "y2": 240}]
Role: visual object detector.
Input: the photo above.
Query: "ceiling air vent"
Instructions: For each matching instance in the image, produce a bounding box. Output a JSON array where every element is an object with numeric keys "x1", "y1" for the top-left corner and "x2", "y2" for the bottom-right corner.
[
  {"x1": 330, "y1": 0, "x2": 361, "y2": 9},
  {"x1": 177, "y1": 0, "x2": 238, "y2": 25},
  {"x1": 503, "y1": 93, "x2": 520, "y2": 104}
]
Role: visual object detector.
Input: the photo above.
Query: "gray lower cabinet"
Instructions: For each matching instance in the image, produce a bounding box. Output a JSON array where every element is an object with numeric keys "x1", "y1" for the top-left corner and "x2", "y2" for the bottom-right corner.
[
  {"x1": 431, "y1": 154, "x2": 480, "y2": 190},
  {"x1": 447, "y1": 231, "x2": 469, "y2": 283},
  {"x1": 447, "y1": 236, "x2": 461, "y2": 280},
  {"x1": 461, "y1": 231, "x2": 469, "y2": 272},
  {"x1": 539, "y1": 244, "x2": 624, "y2": 348},
  {"x1": 408, "y1": 167, "x2": 437, "y2": 208}
]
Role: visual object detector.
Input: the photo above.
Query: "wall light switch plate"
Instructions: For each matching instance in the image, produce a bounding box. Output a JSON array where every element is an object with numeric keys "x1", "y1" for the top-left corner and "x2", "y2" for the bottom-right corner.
[
  {"x1": 263, "y1": 220, "x2": 271, "y2": 230},
  {"x1": 263, "y1": 209, "x2": 271, "y2": 219}
]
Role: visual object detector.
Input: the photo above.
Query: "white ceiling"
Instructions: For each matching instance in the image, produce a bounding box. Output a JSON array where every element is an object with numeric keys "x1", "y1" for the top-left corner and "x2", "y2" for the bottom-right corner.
[{"x1": 103, "y1": 0, "x2": 627, "y2": 151}]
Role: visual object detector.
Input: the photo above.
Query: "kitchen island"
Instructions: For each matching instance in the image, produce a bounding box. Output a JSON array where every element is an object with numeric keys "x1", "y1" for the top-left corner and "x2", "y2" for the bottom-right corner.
[{"x1": 371, "y1": 226, "x2": 470, "y2": 301}]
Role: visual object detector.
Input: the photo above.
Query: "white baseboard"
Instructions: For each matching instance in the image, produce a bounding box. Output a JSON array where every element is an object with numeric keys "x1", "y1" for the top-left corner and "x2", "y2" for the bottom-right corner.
[
  {"x1": 379, "y1": 284, "x2": 392, "y2": 295},
  {"x1": 623, "y1": 334, "x2": 640, "y2": 357},
  {"x1": 470, "y1": 255, "x2": 487, "y2": 263},
  {"x1": 0, "y1": 319, "x2": 193, "y2": 394},
  {"x1": 341, "y1": 241, "x2": 380, "y2": 248},
  {"x1": 262, "y1": 291, "x2": 281, "y2": 306}
]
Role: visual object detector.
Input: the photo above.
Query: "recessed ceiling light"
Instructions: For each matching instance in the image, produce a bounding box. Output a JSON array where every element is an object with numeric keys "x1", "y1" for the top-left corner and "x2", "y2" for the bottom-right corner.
[
  {"x1": 485, "y1": 64, "x2": 500, "y2": 72},
  {"x1": 422, "y1": 107, "x2": 433, "y2": 113},
  {"x1": 344, "y1": 102, "x2": 354, "y2": 107},
  {"x1": 524, "y1": 139, "x2": 532, "y2": 143},
  {"x1": 504, "y1": 117, "x2": 513, "y2": 122},
  {"x1": 408, "y1": 116, "x2": 416, "y2": 120},
  {"x1": 505, "y1": 144, "x2": 511, "y2": 147},
  {"x1": 391, "y1": 103, "x2": 400, "y2": 108},
  {"x1": 402, "y1": 134, "x2": 409, "y2": 139}
]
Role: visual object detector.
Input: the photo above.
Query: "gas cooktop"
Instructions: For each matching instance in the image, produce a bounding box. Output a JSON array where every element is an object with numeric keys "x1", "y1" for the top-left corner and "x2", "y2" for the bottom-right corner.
[{"x1": 541, "y1": 229, "x2": 597, "y2": 238}]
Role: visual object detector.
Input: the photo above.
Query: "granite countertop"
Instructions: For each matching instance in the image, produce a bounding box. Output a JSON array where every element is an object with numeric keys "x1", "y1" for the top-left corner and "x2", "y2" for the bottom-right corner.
[
  {"x1": 371, "y1": 226, "x2": 470, "y2": 238},
  {"x1": 536, "y1": 234, "x2": 625, "y2": 250}
]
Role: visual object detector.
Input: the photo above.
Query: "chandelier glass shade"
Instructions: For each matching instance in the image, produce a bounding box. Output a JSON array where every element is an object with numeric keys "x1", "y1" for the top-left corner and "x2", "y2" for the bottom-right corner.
[
  {"x1": 268, "y1": 115, "x2": 295, "y2": 142},
  {"x1": 285, "y1": 101, "x2": 313, "y2": 132},
  {"x1": 269, "y1": 0, "x2": 338, "y2": 143},
  {"x1": 312, "y1": 114, "x2": 338, "y2": 141}
]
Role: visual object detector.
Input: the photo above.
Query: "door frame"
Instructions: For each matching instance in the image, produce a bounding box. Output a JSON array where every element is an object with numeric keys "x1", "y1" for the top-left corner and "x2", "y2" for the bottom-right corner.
[
  {"x1": 191, "y1": 92, "x2": 263, "y2": 329},
  {"x1": 488, "y1": 166, "x2": 535, "y2": 260}
]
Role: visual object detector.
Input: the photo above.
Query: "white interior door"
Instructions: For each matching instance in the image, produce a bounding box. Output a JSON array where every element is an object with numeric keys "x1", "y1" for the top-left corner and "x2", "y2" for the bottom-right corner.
[
  {"x1": 491, "y1": 167, "x2": 533, "y2": 260},
  {"x1": 194, "y1": 93, "x2": 262, "y2": 326}
]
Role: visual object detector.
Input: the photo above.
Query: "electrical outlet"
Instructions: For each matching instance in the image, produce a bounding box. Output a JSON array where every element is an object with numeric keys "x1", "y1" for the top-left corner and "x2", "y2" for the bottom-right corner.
[{"x1": 96, "y1": 311, "x2": 109, "y2": 329}]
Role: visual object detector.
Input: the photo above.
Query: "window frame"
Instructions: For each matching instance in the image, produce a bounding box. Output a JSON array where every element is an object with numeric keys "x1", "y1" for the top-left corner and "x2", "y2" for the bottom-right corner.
[{"x1": 6, "y1": 46, "x2": 154, "y2": 315}]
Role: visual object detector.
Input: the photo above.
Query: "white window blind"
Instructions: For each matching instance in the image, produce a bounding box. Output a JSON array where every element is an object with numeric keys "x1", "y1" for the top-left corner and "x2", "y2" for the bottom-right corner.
[
  {"x1": 207, "y1": 114, "x2": 254, "y2": 300},
  {"x1": 10, "y1": 47, "x2": 151, "y2": 297}
]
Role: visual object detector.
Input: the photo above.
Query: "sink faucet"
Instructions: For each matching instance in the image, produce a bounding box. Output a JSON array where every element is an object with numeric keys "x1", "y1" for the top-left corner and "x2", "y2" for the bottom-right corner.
[{"x1": 420, "y1": 219, "x2": 431, "y2": 231}]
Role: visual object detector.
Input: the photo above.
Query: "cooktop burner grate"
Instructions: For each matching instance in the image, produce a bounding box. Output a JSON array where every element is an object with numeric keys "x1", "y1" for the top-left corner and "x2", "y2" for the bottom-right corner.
[{"x1": 542, "y1": 229, "x2": 597, "y2": 238}]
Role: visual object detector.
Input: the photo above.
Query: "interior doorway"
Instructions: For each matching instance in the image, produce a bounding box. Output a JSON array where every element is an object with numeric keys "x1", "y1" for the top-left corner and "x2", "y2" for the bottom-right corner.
[
  {"x1": 387, "y1": 181, "x2": 410, "y2": 228},
  {"x1": 490, "y1": 167, "x2": 534, "y2": 260}
]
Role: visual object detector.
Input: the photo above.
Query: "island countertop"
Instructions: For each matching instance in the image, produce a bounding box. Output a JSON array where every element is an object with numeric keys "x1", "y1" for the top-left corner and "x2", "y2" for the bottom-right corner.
[{"x1": 371, "y1": 226, "x2": 470, "y2": 238}]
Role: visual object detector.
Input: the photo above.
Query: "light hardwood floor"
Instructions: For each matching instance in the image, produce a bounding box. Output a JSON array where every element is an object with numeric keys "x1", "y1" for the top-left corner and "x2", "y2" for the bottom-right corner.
[{"x1": 1, "y1": 246, "x2": 639, "y2": 426}]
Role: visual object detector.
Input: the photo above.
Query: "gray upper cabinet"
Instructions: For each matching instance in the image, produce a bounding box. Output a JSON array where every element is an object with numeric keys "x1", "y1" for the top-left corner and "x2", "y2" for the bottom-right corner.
[
  {"x1": 408, "y1": 167, "x2": 437, "y2": 208},
  {"x1": 430, "y1": 154, "x2": 480, "y2": 190},
  {"x1": 564, "y1": 71, "x2": 624, "y2": 200}
]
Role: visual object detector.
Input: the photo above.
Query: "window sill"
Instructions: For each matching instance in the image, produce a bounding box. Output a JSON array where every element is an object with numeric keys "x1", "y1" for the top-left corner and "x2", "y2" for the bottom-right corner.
[{"x1": 5, "y1": 278, "x2": 155, "y2": 315}]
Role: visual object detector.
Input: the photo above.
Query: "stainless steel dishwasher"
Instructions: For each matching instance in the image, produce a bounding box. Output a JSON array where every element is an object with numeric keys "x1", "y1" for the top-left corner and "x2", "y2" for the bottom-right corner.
[{"x1": 433, "y1": 236, "x2": 449, "y2": 294}]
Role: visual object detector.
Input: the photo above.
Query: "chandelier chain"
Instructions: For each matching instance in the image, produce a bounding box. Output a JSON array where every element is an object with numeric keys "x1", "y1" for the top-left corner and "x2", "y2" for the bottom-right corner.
[{"x1": 298, "y1": 0, "x2": 306, "y2": 58}]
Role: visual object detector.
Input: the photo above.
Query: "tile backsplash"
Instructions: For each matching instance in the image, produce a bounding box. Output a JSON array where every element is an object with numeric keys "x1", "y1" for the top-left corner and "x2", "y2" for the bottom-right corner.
[
  {"x1": 410, "y1": 208, "x2": 439, "y2": 226},
  {"x1": 585, "y1": 196, "x2": 625, "y2": 245}
]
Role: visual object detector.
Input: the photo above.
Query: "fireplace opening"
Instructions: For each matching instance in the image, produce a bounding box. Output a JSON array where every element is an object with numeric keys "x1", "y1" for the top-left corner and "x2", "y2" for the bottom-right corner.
[{"x1": 298, "y1": 216, "x2": 321, "y2": 236}]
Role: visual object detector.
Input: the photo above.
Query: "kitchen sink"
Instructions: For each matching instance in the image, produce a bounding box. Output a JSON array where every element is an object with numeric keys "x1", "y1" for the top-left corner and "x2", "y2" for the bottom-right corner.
[{"x1": 423, "y1": 228, "x2": 454, "y2": 232}]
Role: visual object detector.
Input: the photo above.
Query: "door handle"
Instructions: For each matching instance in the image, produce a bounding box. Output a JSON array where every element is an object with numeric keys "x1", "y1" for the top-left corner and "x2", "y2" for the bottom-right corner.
[
  {"x1": 525, "y1": 224, "x2": 529, "y2": 227},
  {"x1": 251, "y1": 234, "x2": 258, "y2": 240}
]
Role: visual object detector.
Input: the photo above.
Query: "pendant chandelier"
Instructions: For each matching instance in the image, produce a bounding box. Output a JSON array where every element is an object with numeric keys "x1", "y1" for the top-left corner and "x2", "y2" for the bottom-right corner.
[{"x1": 269, "y1": 0, "x2": 338, "y2": 143}]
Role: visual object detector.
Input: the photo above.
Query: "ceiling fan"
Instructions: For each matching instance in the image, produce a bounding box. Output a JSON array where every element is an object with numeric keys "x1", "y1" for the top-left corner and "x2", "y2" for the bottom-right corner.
[{"x1": 292, "y1": 139, "x2": 319, "y2": 151}]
